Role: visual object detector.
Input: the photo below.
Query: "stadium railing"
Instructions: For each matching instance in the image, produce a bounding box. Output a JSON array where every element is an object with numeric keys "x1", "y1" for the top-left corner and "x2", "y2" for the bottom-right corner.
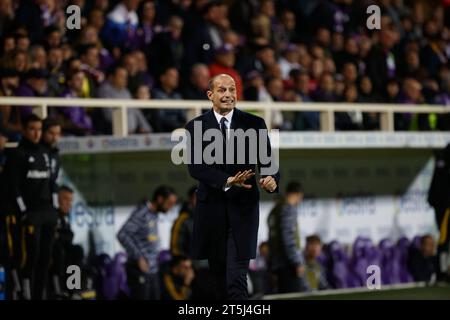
[{"x1": 1, "y1": 97, "x2": 450, "y2": 136}]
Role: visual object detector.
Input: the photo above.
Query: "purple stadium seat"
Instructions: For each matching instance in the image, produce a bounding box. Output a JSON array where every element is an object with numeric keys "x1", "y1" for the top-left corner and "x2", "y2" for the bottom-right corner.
[
  {"x1": 412, "y1": 235, "x2": 421, "y2": 249},
  {"x1": 93, "y1": 253, "x2": 113, "y2": 299},
  {"x1": 158, "y1": 250, "x2": 172, "y2": 265},
  {"x1": 378, "y1": 238, "x2": 401, "y2": 284},
  {"x1": 395, "y1": 237, "x2": 413, "y2": 283},
  {"x1": 326, "y1": 241, "x2": 358, "y2": 288},
  {"x1": 101, "y1": 252, "x2": 131, "y2": 300}
]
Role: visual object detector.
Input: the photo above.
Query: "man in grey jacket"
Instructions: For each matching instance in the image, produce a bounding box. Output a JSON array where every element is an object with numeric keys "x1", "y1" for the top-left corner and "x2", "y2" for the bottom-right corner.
[{"x1": 268, "y1": 181, "x2": 308, "y2": 293}]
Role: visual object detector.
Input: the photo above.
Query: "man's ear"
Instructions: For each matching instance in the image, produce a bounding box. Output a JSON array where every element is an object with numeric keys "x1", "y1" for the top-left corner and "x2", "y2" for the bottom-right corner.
[{"x1": 207, "y1": 90, "x2": 213, "y2": 101}]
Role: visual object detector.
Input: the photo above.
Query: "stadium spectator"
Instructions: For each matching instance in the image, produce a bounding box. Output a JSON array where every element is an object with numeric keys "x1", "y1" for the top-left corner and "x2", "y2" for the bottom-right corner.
[
  {"x1": 265, "y1": 77, "x2": 285, "y2": 129},
  {"x1": 79, "y1": 44, "x2": 105, "y2": 96},
  {"x1": 0, "y1": 68, "x2": 21, "y2": 141},
  {"x1": 151, "y1": 67, "x2": 185, "y2": 132},
  {"x1": 268, "y1": 181, "x2": 307, "y2": 293},
  {"x1": 292, "y1": 70, "x2": 320, "y2": 131},
  {"x1": 278, "y1": 44, "x2": 300, "y2": 80},
  {"x1": 98, "y1": 65, "x2": 152, "y2": 134},
  {"x1": 243, "y1": 70, "x2": 271, "y2": 103},
  {"x1": 161, "y1": 255, "x2": 195, "y2": 300},
  {"x1": 56, "y1": 69, "x2": 93, "y2": 136},
  {"x1": 148, "y1": 15, "x2": 184, "y2": 77},
  {"x1": 366, "y1": 16, "x2": 400, "y2": 96},
  {"x1": 396, "y1": 78, "x2": 425, "y2": 130},
  {"x1": 100, "y1": 0, "x2": 141, "y2": 50},
  {"x1": 408, "y1": 234, "x2": 438, "y2": 283},
  {"x1": 117, "y1": 185, "x2": 177, "y2": 300},
  {"x1": 46, "y1": 46, "x2": 65, "y2": 97},
  {"x1": 0, "y1": 0, "x2": 448, "y2": 136},
  {"x1": 184, "y1": 1, "x2": 226, "y2": 67},
  {"x1": 208, "y1": 43, "x2": 243, "y2": 100},
  {"x1": 303, "y1": 235, "x2": 328, "y2": 291},
  {"x1": 183, "y1": 63, "x2": 210, "y2": 100},
  {"x1": 249, "y1": 241, "x2": 272, "y2": 296},
  {"x1": 49, "y1": 186, "x2": 85, "y2": 298},
  {"x1": 135, "y1": 0, "x2": 158, "y2": 51},
  {"x1": 15, "y1": 68, "x2": 49, "y2": 118}
]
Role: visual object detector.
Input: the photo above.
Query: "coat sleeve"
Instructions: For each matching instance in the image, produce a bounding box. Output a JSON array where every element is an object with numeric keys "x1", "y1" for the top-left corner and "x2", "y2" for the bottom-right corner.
[
  {"x1": 117, "y1": 209, "x2": 145, "y2": 259},
  {"x1": 185, "y1": 120, "x2": 231, "y2": 190},
  {"x1": 5, "y1": 148, "x2": 27, "y2": 213},
  {"x1": 51, "y1": 153, "x2": 60, "y2": 209},
  {"x1": 257, "y1": 118, "x2": 280, "y2": 193},
  {"x1": 281, "y1": 206, "x2": 304, "y2": 266}
]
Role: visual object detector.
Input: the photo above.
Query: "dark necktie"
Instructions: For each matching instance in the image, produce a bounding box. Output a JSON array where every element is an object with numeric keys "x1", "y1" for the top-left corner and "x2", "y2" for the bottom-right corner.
[{"x1": 220, "y1": 117, "x2": 228, "y2": 141}]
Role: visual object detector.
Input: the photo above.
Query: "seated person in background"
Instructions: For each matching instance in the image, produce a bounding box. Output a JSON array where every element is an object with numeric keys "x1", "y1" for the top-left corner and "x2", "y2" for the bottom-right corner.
[
  {"x1": 56, "y1": 69, "x2": 93, "y2": 136},
  {"x1": 50, "y1": 186, "x2": 84, "y2": 297},
  {"x1": 151, "y1": 67, "x2": 186, "y2": 132},
  {"x1": 408, "y1": 234, "x2": 437, "y2": 282},
  {"x1": 97, "y1": 65, "x2": 152, "y2": 134},
  {"x1": 303, "y1": 234, "x2": 328, "y2": 291},
  {"x1": 249, "y1": 241, "x2": 272, "y2": 296},
  {"x1": 170, "y1": 186, "x2": 196, "y2": 258},
  {"x1": 161, "y1": 255, "x2": 195, "y2": 300}
]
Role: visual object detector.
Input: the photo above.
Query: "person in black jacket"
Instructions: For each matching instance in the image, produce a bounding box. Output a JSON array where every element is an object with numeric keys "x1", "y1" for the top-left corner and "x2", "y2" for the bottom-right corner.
[
  {"x1": 170, "y1": 186, "x2": 196, "y2": 258},
  {"x1": 49, "y1": 185, "x2": 84, "y2": 298},
  {"x1": 428, "y1": 143, "x2": 450, "y2": 281},
  {"x1": 3, "y1": 114, "x2": 55, "y2": 299},
  {"x1": 40, "y1": 118, "x2": 61, "y2": 212}
]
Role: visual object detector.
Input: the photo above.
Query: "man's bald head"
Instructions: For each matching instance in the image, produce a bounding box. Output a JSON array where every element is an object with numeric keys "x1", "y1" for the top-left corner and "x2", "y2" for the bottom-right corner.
[
  {"x1": 207, "y1": 74, "x2": 237, "y2": 115},
  {"x1": 208, "y1": 74, "x2": 235, "y2": 91}
]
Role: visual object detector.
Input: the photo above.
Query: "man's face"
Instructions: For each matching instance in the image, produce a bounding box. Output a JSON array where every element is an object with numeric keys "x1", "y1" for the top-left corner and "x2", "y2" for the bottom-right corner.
[
  {"x1": 216, "y1": 52, "x2": 235, "y2": 68},
  {"x1": 0, "y1": 134, "x2": 8, "y2": 150},
  {"x1": 47, "y1": 31, "x2": 61, "y2": 48},
  {"x1": 296, "y1": 74, "x2": 310, "y2": 94},
  {"x1": 162, "y1": 69, "x2": 179, "y2": 90},
  {"x1": 69, "y1": 72, "x2": 85, "y2": 94},
  {"x1": 192, "y1": 66, "x2": 210, "y2": 90},
  {"x1": 173, "y1": 259, "x2": 193, "y2": 278},
  {"x1": 1, "y1": 76, "x2": 19, "y2": 91},
  {"x1": 207, "y1": 75, "x2": 237, "y2": 113},
  {"x1": 48, "y1": 48, "x2": 63, "y2": 68},
  {"x1": 24, "y1": 120, "x2": 42, "y2": 144},
  {"x1": 420, "y1": 237, "x2": 435, "y2": 257},
  {"x1": 83, "y1": 48, "x2": 99, "y2": 68},
  {"x1": 114, "y1": 68, "x2": 128, "y2": 89},
  {"x1": 156, "y1": 194, "x2": 177, "y2": 213},
  {"x1": 58, "y1": 190, "x2": 74, "y2": 215},
  {"x1": 42, "y1": 125, "x2": 61, "y2": 147},
  {"x1": 29, "y1": 78, "x2": 48, "y2": 95},
  {"x1": 305, "y1": 242, "x2": 322, "y2": 259}
]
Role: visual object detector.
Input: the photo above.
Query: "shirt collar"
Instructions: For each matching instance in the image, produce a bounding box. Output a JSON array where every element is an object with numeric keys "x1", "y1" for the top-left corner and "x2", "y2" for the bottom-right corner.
[{"x1": 213, "y1": 108, "x2": 234, "y2": 126}]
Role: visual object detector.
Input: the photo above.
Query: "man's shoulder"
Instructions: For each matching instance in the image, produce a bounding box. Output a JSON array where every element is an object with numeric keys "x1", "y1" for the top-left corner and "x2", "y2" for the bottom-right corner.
[
  {"x1": 185, "y1": 110, "x2": 211, "y2": 128},
  {"x1": 236, "y1": 109, "x2": 266, "y2": 127}
]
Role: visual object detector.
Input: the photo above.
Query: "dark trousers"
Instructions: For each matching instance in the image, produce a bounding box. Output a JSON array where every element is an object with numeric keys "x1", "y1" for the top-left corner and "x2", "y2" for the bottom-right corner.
[
  {"x1": 208, "y1": 228, "x2": 250, "y2": 300},
  {"x1": 275, "y1": 265, "x2": 308, "y2": 294},
  {"x1": 49, "y1": 241, "x2": 84, "y2": 296},
  {"x1": 20, "y1": 222, "x2": 55, "y2": 300},
  {"x1": 1, "y1": 214, "x2": 22, "y2": 300},
  {"x1": 125, "y1": 261, "x2": 160, "y2": 300}
]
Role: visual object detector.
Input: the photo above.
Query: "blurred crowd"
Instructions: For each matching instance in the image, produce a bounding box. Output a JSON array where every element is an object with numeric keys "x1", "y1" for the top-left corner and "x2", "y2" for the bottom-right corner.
[{"x1": 1, "y1": 0, "x2": 450, "y2": 140}]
